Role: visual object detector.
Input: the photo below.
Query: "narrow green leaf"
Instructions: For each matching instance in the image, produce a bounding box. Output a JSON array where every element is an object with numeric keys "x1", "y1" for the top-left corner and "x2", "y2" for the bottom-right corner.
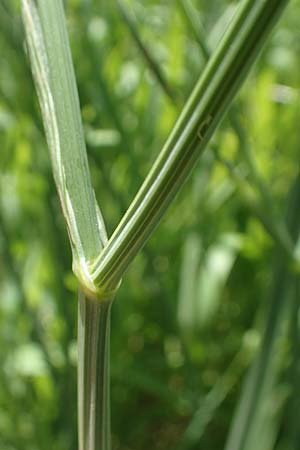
[{"x1": 21, "y1": 0, "x2": 107, "y2": 296}]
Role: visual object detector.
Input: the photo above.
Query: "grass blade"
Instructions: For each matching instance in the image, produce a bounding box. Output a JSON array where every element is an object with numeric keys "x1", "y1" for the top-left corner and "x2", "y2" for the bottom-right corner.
[{"x1": 21, "y1": 0, "x2": 107, "y2": 294}]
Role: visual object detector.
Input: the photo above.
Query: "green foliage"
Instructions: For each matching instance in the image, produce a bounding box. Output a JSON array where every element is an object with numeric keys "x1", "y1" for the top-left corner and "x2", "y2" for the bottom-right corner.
[{"x1": 1, "y1": 1, "x2": 300, "y2": 450}]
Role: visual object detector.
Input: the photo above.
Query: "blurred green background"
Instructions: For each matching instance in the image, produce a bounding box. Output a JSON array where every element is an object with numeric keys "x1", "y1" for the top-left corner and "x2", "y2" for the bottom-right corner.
[{"x1": 1, "y1": 1, "x2": 300, "y2": 449}]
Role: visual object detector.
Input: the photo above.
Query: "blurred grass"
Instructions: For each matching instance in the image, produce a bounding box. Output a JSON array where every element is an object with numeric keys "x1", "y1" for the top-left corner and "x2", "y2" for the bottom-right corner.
[{"x1": 1, "y1": 1, "x2": 300, "y2": 449}]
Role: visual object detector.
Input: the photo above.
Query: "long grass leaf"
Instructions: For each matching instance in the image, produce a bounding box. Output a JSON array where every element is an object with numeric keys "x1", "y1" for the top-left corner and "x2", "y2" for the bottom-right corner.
[{"x1": 21, "y1": 0, "x2": 107, "y2": 295}]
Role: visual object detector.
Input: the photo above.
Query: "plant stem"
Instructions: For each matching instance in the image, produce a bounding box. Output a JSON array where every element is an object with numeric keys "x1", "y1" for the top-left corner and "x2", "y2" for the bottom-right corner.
[
  {"x1": 78, "y1": 290, "x2": 113, "y2": 450},
  {"x1": 180, "y1": 0, "x2": 295, "y2": 264},
  {"x1": 91, "y1": 0, "x2": 290, "y2": 292}
]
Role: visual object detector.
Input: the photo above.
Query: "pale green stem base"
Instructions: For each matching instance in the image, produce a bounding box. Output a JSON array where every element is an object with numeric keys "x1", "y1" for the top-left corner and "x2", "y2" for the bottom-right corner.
[{"x1": 78, "y1": 290, "x2": 112, "y2": 450}]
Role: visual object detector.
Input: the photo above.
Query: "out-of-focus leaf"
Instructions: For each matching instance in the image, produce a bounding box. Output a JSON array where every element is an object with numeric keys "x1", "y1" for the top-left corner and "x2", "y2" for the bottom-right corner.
[
  {"x1": 196, "y1": 233, "x2": 241, "y2": 328},
  {"x1": 177, "y1": 232, "x2": 202, "y2": 332},
  {"x1": 6, "y1": 343, "x2": 48, "y2": 377},
  {"x1": 178, "y1": 233, "x2": 240, "y2": 332},
  {"x1": 85, "y1": 127, "x2": 121, "y2": 148}
]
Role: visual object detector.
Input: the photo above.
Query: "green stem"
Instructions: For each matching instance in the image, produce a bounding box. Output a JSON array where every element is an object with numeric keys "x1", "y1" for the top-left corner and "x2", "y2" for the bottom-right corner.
[
  {"x1": 181, "y1": 0, "x2": 294, "y2": 263},
  {"x1": 78, "y1": 290, "x2": 113, "y2": 450},
  {"x1": 91, "y1": 0, "x2": 290, "y2": 291}
]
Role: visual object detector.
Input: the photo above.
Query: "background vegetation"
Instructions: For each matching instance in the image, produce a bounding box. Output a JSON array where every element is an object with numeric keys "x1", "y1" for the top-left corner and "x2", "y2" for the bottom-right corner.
[{"x1": 1, "y1": 0, "x2": 300, "y2": 449}]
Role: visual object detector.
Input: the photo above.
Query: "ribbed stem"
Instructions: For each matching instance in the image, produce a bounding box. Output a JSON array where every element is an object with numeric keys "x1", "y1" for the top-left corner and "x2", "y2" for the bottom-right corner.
[
  {"x1": 91, "y1": 0, "x2": 290, "y2": 292},
  {"x1": 78, "y1": 290, "x2": 112, "y2": 450}
]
